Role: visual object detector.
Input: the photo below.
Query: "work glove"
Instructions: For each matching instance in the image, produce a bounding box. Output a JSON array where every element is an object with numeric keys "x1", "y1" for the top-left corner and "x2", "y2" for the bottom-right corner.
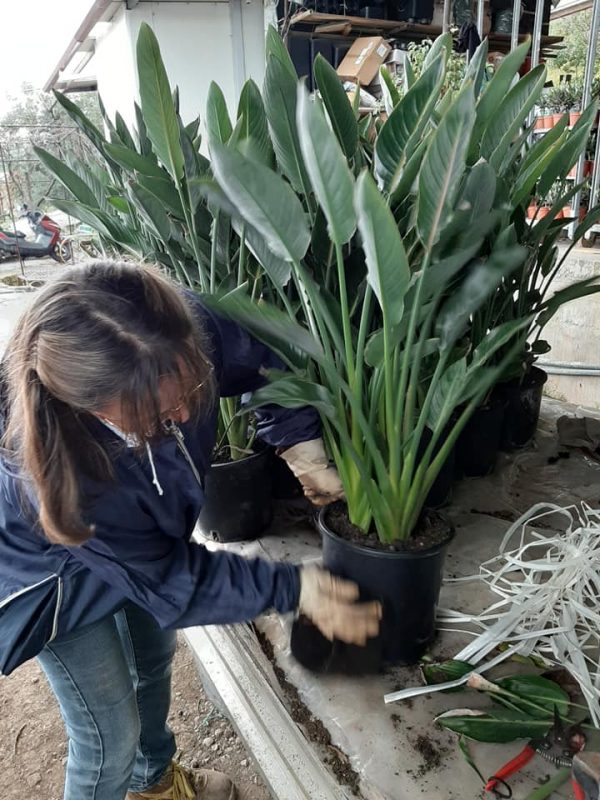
[
  {"x1": 280, "y1": 438, "x2": 345, "y2": 507},
  {"x1": 298, "y1": 565, "x2": 382, "y2": 646}
]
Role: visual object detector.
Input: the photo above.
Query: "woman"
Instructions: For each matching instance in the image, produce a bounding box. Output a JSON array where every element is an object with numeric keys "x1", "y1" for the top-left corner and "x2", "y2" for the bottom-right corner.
[{"x1": 0, "y1": 262, "x2": 380, "y2": 800}]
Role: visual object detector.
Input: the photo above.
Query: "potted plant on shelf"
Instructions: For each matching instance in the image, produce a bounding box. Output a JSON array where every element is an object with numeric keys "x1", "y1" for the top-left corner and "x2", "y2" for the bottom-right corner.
[
  {"x1": 534, "y1": 100, "x2": 552, "y2": 131},
  {"x1": 472, "y1": 100, "x2": 600, "y2": 450},
  {"x1": 205, "y1": 38, "x2": 547, "y2": 665}
]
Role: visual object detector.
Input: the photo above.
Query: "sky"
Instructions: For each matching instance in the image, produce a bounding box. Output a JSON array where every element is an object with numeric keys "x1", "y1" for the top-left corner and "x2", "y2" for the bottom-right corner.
[{"x1": 0, "y1": 0, "x2": 94, "y2": 113}]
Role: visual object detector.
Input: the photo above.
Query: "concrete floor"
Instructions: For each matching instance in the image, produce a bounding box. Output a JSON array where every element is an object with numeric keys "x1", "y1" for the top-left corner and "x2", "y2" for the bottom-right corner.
[{"x1": 0, "y1": 258, "x2": 69, "y2": 353}]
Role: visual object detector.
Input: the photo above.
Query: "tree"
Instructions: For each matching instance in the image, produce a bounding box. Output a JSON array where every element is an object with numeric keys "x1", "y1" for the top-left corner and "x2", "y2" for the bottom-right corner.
[
  {"x1": 550, "y1": 10, "x2": 600, "y2": 80},
  {"x1": 0, "y1": 83, "x2": 101, "y2": 217}
]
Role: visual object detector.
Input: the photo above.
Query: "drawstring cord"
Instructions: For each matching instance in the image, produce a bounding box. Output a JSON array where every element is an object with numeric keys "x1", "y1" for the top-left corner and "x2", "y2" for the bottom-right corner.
[{"x1": 145, "y1": 441, "x2": 164, "y2": 497}]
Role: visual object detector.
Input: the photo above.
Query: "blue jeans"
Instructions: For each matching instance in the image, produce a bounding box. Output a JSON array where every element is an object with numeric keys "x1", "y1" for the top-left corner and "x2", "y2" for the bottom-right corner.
[{"x1": 37, "y1": 602, "x2": 177, "y2": 800}]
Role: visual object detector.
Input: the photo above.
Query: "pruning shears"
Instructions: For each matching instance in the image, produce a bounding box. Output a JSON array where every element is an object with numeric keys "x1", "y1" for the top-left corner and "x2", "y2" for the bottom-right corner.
[{"x1": 484, "y1": 708, "x2": 588, "y2": 799}]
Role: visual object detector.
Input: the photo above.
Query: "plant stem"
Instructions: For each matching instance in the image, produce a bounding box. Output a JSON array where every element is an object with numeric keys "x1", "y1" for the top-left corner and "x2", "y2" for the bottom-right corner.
[
  {"x1": 524, "y1": 768, "x2": 570, "y2": 800},
  {"x1": 210, "y1": 211, "x2": 219, "y2": 293},
  {"x1": 238, "y1": 225, "x2": 247, "y2": 287},
  {"x1": 335, "y1": 242, "x2": 356, "y2": 386},
  {"x1": 178, "y1": 183, "x2": 209, "y2": 292},
  {"x1": 398, "y1": 253, "x2": 431, "y2": 442}
]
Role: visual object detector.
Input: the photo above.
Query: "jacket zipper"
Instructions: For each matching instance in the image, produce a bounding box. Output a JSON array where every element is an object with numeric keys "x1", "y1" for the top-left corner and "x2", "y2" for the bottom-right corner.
[
  {"x1": 0, "y1": 573, "x2": 58, "y2": 611},
  {"x1": 48, "y1": 577, "x2": 63, "y2": 642},
  {"x1": 163, "y1": 421, "x2": 204, "y2": 490}
]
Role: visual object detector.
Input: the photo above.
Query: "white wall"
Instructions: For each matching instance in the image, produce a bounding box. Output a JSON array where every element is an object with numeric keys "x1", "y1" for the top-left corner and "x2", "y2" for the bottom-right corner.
[
  {"x1": 92, "y1": 0, "x2": 267, "y2": 134},
  {"x1": 93, "y1": 5, "x2": 138, "y2": 129}
]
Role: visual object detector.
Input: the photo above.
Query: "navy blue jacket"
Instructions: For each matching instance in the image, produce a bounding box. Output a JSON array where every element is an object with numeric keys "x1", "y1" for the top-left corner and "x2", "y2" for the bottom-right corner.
[{"x1": 0, "y1": 295, "x2": 320, "y2": 674}]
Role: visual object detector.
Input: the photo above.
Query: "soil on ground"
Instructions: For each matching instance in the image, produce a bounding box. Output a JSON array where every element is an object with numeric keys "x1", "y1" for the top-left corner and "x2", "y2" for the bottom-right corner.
[
  {"x1": 255, "y1": 627, "x2": 362, "y2": 797},
  {"x1": 0, "y1": 635, "x2": 271, "y2": 800}
]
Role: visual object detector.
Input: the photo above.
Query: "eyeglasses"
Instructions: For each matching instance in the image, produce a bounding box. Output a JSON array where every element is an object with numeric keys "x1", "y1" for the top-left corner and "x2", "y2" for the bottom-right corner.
[
  {"x1": 159, "y1": 376, "x2": 211, "y2": 421},
  {"x1": 95, "y1": 366, "x2": 214, "y2": 435}
]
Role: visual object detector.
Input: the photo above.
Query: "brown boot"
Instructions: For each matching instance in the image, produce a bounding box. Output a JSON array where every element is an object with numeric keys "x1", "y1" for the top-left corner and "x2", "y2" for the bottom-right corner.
[{"x1": 126, "y1": 762, "x2": 237, "y2": 800}]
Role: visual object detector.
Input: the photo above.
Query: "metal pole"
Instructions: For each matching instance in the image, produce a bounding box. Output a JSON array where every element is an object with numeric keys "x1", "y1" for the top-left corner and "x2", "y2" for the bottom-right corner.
[
  {"x1": 572, "y1": 0, "x2": 600, "y2": 238},
  {"x1": 510, "y1": 0, "x2": 521, "y2": 51},
  {"x1": 442, "y1": 0, "x2": 452, "y2": 33},
  {"x1": 0, "y1": 143, "x2": 24, "y2": 277},
  {"x1": 476, "y1": 0, "x2": 485, "y2": 40},
  {"x1": 530, "y1": 0, "x2": 545, "y2": 70}
]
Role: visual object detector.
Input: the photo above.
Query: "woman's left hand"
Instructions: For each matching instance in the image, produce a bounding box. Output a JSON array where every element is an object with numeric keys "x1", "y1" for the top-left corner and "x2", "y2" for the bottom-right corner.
[{"x1": 280, "y1": 438, "x2": 345, "y2": 507}]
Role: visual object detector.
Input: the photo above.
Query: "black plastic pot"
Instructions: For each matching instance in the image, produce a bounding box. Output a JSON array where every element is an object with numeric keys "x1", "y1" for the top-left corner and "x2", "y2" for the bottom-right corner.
[
  {"x1": 269, "y1": 449, "x2": 304, "y2": 501},
  {"x1": 495, "y1": 366, "x2": 548, "y2": 451},
  {"x1": 197, "y1": 448, "x2": 273, "y2": 543},
  {"x1": 318, "y1": 509, "x2": 452, "y2": 665},
  {"x1": 456, "y1": 398, "x2": 506, "y2": 478}
]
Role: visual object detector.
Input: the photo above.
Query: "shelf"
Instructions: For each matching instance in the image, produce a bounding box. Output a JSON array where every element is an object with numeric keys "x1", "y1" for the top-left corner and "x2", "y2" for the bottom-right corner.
[{"x1": 288, "y1": 11, "x2": 562, "y2": 55}]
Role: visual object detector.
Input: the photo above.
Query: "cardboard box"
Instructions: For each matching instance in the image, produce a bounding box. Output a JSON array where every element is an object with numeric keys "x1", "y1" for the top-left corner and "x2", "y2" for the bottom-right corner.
[{"x1": 336, "y1": 36, "x2": 392, "y2": 86}]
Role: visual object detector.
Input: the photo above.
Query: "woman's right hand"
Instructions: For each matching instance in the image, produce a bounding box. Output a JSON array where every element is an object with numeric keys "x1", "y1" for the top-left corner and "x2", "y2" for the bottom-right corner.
[{"x1": 298, "y1": 566, "x2": 382, "y2": 646}]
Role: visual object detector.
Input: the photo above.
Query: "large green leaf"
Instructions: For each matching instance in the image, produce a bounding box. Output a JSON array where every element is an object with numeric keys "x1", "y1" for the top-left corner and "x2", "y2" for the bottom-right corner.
[
  {"x1": 136, "y1": 22, "x2": 185, "y2": 181},
  {"x1": 537, "y1": 105, "x2": 598, "y2": 195},
  {"x1": 201, "y1": 181, "x2": 293, "y2": 289},
  {"x1": 375, "y1": 59, "x2": 444, "y2": 193},
  {"x1": 389, "y1": 139, "x2": 428, "y2": 208},
  {"x1": 50, "y1": 198, "x2": 136, "y2": 246},
  {"x1": 134, "y1": 101, "x2": 153, "y2": 156},
  {"x1": 103, "y1": 143, "x2": 165, "y2": 179},
  {"x1": 481, "y1": 66, "x2": 546, "y2": 169},
  {"x1": 313, "y1": 54, "x2": 358, "y2": 159},
  {"x1": 297, "y1": 85, "x2": 356, "y2": 246},
  {"x1": 511, "y1": 135, "x2": 566, "y2": 207},
  {"x1": 128, "y1": 181, "x2": 173, "y2": 241},
  {"x1": 517, "y1": 115, "x2": 568, "y2": 177},
  {"x1": 494, "y1": 675, "x2": 570, "y2": 719},
  {"x1": 67, "y1": 157, "x2": 112, "y2": 213},
  {"x1": 417, "y1": 86, "x2": 476, "y2": 251},
  {"x1": 34, "y1": 147, "x2": 100, "y2": 209},
  {"x1": 206, "y1": 82, "x2": 233, "y2": 148},
  {"x1": 436, "y1": 708, "x2": 553, "y2": 743},
  {"x1": 379, "y1": 65, "x2": 402, "y2": 115},
  {"x1": 210, "y1": 143, "x2": 310, "y2": 262},
  {"x1": 244, "y1": 372, "x2": 336, "y2": 420},
  {"x1": 423, "y1": 32, "x2": 452, "y2": 68},
  {"x1": 234, "y1": 79, "x2": 275, "y2": 168},
  {"x1": 265, "y1": 25, "x2": 297, "y2": 79},
  {"x1": 263, "y1": 55, "x2": 311, "y2": 196},
  {"x1": 423, "y1": 660, "x2": 473, "y2": 688},
  {"x1": 436, "y1": 244, "x2": 526, "y2": 348},
  {"x1": 469, "y1": 318, "x2": 532, "y2": 372},
  {"x1": 136, "y1": 175, "x2": 185, "y2": 219},
  {"x1": 460, "y1": 161, "x2": 496, "y2": 219},
  {"x1": 355, "y1": 171, "x2": 410, "y2": 327},
  {"x1": 242, "y1": 224, "x2": 292, "y2": 289},
  {"x1": 428, "y1": 358, "x2": 468, "y2": 429},
  {"x1": 115, "y1": 111, "x2": 137, "y2": 151},
  {"x1": 462, "y1": 39, "x2": 489, "y2": 98},
  {"x1": 468, "y1": 39, "x2": 531, "y2": 163},
  {"x1": 53, "y1": 90, "x2": 112, "y2": 163},
  {"x1": 420, "y1": 239, "x2": 487, "y2": 301},
  {"x1": 202, "y1": 291, "x2": 323, "y2": 368}
]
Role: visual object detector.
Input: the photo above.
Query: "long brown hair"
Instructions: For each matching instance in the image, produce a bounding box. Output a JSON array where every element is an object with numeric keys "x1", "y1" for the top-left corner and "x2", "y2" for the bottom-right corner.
[{"x1": 2, "y1": 261, "x2": 215, "y2": 545}]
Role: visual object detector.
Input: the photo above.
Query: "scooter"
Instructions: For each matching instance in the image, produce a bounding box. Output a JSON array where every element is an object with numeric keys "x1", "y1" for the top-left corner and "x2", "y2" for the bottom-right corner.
[{"x1": 0, "y1": 206, "x2": 72, "y2": 263}]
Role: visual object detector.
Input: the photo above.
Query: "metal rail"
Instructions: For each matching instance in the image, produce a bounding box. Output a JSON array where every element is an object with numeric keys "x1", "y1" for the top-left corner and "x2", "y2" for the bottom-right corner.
[
  {"x1": 526, "y1": 0, "x2": 600, "y2": 241},
  {"x1": 571, "y1": 0, "x2": 600, "y2": 237}
]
